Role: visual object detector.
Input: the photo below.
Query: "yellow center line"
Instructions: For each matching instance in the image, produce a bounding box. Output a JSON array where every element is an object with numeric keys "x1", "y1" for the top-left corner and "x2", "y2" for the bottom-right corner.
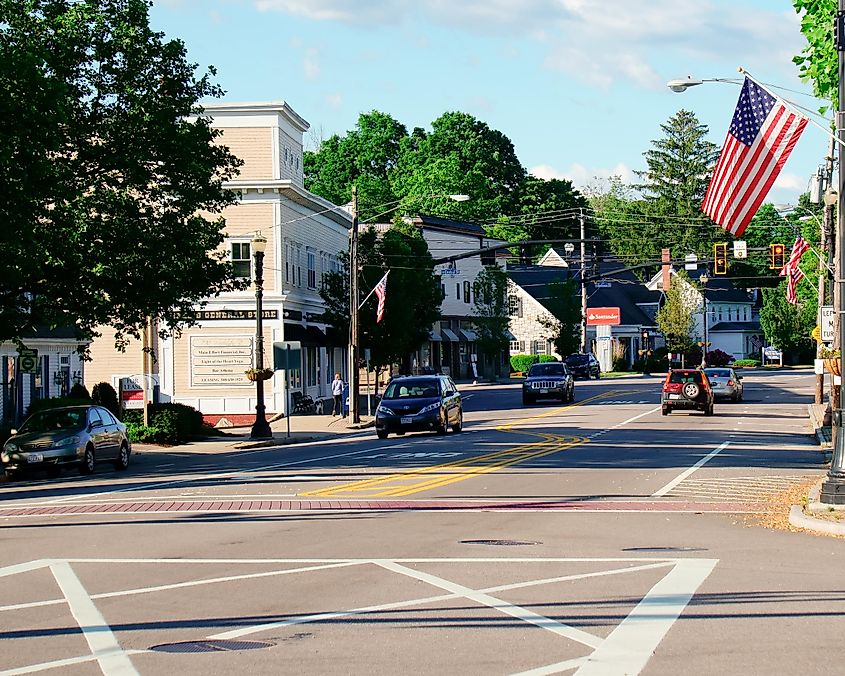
[{"x1": 300, "y1": 389, "x2": 630, "y2": 498}]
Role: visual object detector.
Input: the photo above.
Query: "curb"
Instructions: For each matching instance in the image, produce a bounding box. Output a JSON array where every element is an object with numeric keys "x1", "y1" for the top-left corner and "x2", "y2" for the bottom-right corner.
[
  {"x1": 788, "y1": 505, "x2": 845, "y2": 536},
  {"x1": 233, "y1": 433, "x2": 333, "y2": 450}
]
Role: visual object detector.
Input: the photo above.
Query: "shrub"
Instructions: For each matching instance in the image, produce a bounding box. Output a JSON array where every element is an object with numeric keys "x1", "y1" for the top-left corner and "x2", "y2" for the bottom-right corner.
[
  {"x1": 612, "y1": 357, "x2": 629, "y2": 372},
  {"x1": 123, "y1": 402, "x2": 205, "y2": 444},
  {"x1": 706, "y1": 349, "x2": 734, "y2": 367},
  {"x1": 126, "y1": 423, "x2": 165, "y2": 444},
  {"x1": 26, "y1": 396, "x2": 92, "y2": 417},
  {"x1": 69, "y1": 383, "x2": 91, "y2": 400},
  {"x1": 510, "y1": 354, "x2": 540, "y2": 373},
  {"x1": 91, "y1": 382, "x2": 120, "y2": 418},
  {"x1": 733, "y1": 358, "x2": 760, "y2": 368},
  {"x1": 538, "y1": 355, "x2": 558, "y2": 363}
]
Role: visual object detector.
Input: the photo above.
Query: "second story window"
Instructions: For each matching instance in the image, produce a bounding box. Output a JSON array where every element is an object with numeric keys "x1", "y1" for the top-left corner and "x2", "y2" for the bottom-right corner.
[
  {"x1": 284, "y1": 242, "x2": 292, "y2": 285},
  {"x1": 307, "y1": 251, "x2": 317, "y2": 289},
  {"x1": 230, "y1": 241, "x2": 251, "y2": 279},
  {"x1": 508, "y1": 295, "x2": 522, "y2": 318},
  {"x1": 463, "y1": 280, "x2": 471, "y2": 304}
]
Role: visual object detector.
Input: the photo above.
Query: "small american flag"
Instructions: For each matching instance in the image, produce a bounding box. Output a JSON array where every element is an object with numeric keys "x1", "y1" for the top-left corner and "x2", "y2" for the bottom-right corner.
[
  {"x1": 373, "y1": 272, "x2": 388, "y2": 323},
  {"x1": 779, "y1": 236, "x2": 810, "y2": 305},
  {"x1": 702, "y1": 77, "x2": 807, "y2": 237}
]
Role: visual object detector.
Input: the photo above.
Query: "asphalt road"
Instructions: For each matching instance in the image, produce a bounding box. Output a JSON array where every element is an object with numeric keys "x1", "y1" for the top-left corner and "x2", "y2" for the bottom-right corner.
[{"x1": 1, "y1": 369, "x2": 841, "y2": 676}]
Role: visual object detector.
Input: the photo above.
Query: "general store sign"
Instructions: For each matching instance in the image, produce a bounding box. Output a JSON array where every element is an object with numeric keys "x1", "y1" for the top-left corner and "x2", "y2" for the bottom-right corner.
[{"x1": 586, "y1": 307, "x2": 621, "y2": 326}]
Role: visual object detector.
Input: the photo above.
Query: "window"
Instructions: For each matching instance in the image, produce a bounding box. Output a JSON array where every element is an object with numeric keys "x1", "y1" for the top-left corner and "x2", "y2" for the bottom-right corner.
[
  {"x1": 230, "y1": 241, "x2": 251, "y2": 279},
  {"x1": 463, "y1": 280, "x2": 471, "y2": 304},
  {"x1": 307, "y1": 251, "x2": 317, "y2": 289},
  {"x1": 284, "y1": 242, "x2": 292, "y2": 285},
  {"x1": 510, "y1": 340, "x2": 524, "y2": 353},
  {"x1": 531, "y1": 340, "x2": 548, "y2": 355},
  {"x1": 306, "y1": 346, "x2": 318, "y2": 386},
  {"x1": 441, "y1": 283, "x2": 446, "y2": 299},
  {"x1": 456, "y1": 283, "x2": 461, "y2": 300},
  {"x1": 508, "y1": 295, "x2": 523, "y2": 318},
  {"x1": 295, "y1": 246, "x2": 303, "y2": 287}
]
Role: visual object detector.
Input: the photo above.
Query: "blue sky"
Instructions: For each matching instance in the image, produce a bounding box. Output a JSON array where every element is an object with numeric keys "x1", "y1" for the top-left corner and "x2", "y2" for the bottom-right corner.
[{"x1": 152, "y1": 0, "x2": 828, "y2": 207}]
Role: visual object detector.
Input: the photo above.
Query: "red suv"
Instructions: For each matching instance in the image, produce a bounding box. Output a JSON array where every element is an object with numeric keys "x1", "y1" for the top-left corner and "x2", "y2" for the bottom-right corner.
[{"x1": 661, "y1": 369, "x2": 714, "y2": 416}]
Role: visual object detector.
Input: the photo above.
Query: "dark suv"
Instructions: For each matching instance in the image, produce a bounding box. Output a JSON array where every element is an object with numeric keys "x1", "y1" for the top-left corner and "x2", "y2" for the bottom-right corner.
[
  {"x1": 522, "y1": 362, "x2": 574, "y2": 405},
  {"x1": 375, "y1": 375, "x2": 462, "y2": 439},
  {"x1": 661, "y1": 369, "x2": 714, "y2": 416},
  {"x1": 564, "y1": 353, "x2": 601, "y2": 379}
]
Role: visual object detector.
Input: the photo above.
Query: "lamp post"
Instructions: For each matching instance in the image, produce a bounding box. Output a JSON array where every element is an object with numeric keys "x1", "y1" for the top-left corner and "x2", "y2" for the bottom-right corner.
[
  {"x1": 250, "y1": 232, "x2": 273, "y2": 440},
  {"x1": 699, "y1": 274, "x2": 709, "y2": 368}
]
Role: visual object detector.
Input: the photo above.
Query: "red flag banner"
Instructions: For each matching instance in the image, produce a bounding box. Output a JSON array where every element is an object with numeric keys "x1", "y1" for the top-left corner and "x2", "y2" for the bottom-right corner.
[
  {"x1": 373, "y1": 273, "x2": 388, "y2": 323},
  {"x1": 702, "y1": 77, "x2": 807, "y2": 237},
  {"x1": 779, "y1": 236, "x2": 810, "y2": 305}
]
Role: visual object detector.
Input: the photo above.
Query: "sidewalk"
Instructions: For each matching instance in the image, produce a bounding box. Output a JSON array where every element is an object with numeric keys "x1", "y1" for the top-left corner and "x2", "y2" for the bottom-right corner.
[{"x1": 790, "y1": 404, "x2": 845, "y2": 536}]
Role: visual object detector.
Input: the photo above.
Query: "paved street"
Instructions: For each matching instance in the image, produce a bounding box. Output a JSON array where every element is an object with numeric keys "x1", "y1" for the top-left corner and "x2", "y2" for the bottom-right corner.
[{"x1": 1, "y1": 370, "x2": 841, "y2": 675}]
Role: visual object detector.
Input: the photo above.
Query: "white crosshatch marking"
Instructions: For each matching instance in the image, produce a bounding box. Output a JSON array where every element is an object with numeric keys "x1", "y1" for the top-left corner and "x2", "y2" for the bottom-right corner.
[{"x1": 0, "y1": 557, "x2": 718, "y2": 676}]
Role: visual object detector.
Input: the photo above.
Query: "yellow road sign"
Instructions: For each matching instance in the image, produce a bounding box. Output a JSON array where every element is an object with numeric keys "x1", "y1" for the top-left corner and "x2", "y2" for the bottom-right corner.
[{"x1": 812, "y1": 325, "x2": 822, "y2": 343}]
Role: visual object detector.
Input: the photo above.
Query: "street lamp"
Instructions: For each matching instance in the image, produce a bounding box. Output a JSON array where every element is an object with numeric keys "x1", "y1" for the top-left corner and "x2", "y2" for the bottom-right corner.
[
  {"x1": 250, "y1": 232, "x2": 273, "y2": 440},
  {"x1": 666, "y1": 76, "x2": 742, "y2": 93},
  {"x1": 699, "y1": 274, "x2": 709, "y2": 368}
]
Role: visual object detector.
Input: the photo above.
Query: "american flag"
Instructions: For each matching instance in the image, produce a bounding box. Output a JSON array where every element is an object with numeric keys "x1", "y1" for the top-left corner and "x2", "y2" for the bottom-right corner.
[
  {"x1": 373, "y1": 272, "x2": 388, "y2": 323},
  {"x1": 702, "y1": 77, "x2": 808, "y2": 237},
  {"x1": 779, "y1": 236, "x2": 810, "y2": 305}
]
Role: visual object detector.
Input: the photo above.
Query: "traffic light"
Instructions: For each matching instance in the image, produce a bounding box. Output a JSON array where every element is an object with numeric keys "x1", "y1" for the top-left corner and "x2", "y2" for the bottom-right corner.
[
  {"x1": 769, "y1": 243, "x2": 785, "y2": 269},
  {"x1": 713, "y1": 242, "x2": 728, "y2": 275}
]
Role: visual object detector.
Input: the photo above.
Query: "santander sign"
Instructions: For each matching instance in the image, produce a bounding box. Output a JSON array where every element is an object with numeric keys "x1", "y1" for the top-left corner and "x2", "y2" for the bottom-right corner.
[{"x1": 586, "y1": 307, "x2": 621, "y2": 326}]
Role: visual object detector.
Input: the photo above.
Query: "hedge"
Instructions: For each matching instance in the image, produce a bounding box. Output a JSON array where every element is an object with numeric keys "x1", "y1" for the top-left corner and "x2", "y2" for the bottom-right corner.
[
  {"x1": 732, "y1": 359, "x2": 760, "y2": 368},
  {"x1": 510, "y1": 354, "x2": 540, "y2": 373},
  {"x1": 538, "y1": 355, "x2": 559, "y2": 363},
  {"x1": 123, "y1": 402, "x2": 205, "y2": 445}
]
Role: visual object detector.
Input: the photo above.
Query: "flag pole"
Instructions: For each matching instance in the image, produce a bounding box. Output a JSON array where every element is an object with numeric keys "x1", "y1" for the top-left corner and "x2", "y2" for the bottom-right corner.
[{"x1": 358, "y1": 270, "x2": 389, "y2": 310}]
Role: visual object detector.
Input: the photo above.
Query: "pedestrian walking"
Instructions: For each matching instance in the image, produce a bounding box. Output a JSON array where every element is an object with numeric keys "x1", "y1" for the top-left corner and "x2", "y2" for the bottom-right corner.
[{"x1": 331, "y1": 372, "x2": 344, "y2": 416}]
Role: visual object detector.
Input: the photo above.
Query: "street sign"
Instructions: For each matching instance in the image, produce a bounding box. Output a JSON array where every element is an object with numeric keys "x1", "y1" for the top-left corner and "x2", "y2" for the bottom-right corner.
[
  {"x1": 821, "y1": 305, "x2": 835, "y2": 342},
  {"x1": 812, "y1": 325, "x2": 822, "y2": 343},
  {"x1": 764, "y1": 347, "x2": 782, "y2": 360},
  {"x1": 733, "y1": 241, "x2": 747, "y2": 259},
  {"x1": 684, "y1": 253, "x2": 698, "y2": 271},
  {"x1": 273, "y1": 341, "x2": 302, "y2": 370},
  {"x1": 18, "y1": 349, "x2": 38, "y2": 374},
  {"x1": 586, "y1": 307, "x2": 621, "y2": 326}
]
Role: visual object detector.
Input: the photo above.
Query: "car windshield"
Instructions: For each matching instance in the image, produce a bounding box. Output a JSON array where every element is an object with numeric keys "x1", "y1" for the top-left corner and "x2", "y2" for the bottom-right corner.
[
  {"x1": 19, "y1": 408, "x2": 87, "y2": 434},
  {"x1": 669, "y1": 371, "x2": 703, "y2": 385},
  {"x1": 705, "y1": 369, "x2": 732, "y2": 378},
  {"x1": 528, "y1": 363, "x2": 566, "y2": 377},
  {"x1": 382, "y1": 379, "x2": 441, "y2": 400},
  {"x1": 566, "y1": 354, "x2": 589, "y2": 365}
]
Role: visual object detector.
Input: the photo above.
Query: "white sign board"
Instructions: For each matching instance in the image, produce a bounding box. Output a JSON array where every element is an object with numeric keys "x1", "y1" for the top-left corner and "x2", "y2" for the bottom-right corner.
[
  {"x1": 764, "y1": 347, "x2": 782, "y2": 360},
  {"x1": 684, "y1": 253, "x2": 698, "y2": 271},
  {"x1": 733, "y1": 241, "x2": 747, "y2": 259},
  {"x1": 821, "y1": 305, "x2": 835, "y2": 343},
  {"x1": 190, "y1": 335, "x2": 254, "y2": 387}
]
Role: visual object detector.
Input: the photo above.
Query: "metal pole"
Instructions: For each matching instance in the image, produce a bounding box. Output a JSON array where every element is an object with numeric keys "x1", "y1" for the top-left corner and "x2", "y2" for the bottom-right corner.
[
  {"x1": 349, "y1": 186, "x2": 361, "y2": 424},
  {"x1": 250, "y1": 247, "x2": 272, "y2": 439},
  {"x1": 702, "y1": 288, "x2": 708, "y2": 368},
  {"x1": 822, "y1": 0, "x2": 845, "y2": 503},
  {"x1": 285, "y1": 346, "x2": 291, "y2": 439},
  {"x1": 579, "y1": 210, "x2": 587, "y2": 352},
  {"x1": 141, "y1": 318, "x2": 149, "y2": 427}
]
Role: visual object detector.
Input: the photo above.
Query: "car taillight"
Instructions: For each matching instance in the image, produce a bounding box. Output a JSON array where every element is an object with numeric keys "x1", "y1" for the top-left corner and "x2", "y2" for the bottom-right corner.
[
  {"x1": 665, "y1": 383, "x2": 682, "y2": 393},
  {"x1": 727, "y1": 380, "x2": 734, "y2": 386}
]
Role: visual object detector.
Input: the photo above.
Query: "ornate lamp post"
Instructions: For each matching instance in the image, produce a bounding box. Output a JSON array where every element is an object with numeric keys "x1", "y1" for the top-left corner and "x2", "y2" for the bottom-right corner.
[
  {"x1": 250, "y1": 233, "x2": 273, "y2": 440},
  {"x1": 699, "y1": 274, "x2": 709, "y2": 368}
]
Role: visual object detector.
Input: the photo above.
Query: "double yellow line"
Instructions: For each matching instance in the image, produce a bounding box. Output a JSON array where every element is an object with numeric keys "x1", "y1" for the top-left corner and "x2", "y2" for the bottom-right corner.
[{"x1": 301, "y1": 390, "x2": 624, "y2": 499}]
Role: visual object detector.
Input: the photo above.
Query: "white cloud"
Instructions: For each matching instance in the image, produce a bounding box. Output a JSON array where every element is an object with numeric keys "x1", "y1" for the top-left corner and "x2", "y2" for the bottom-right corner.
[
  {"x1": 530, "y1": 162, "x2": 635, "y2": 187},
  {"x1": 326, "y1": 93, "x2": 343, "y2": 109},
  {"x1": 773, "y1": 172, "x2": 807, "y2": 191},
  {"x1": 304, "y1": 47, "x2": 320, "y2": 80}
]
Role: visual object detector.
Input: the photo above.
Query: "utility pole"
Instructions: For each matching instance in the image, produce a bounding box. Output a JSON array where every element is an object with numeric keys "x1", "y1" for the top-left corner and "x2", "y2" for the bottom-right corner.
[
  {"x1": 579, "y1": 209, "x2": 587, "y2": 353},
  {"x1": 348, "y1": 186, "x2": 360, "y2": 424},
  {"x1": 817, "y1": 135, "x2": 836, "y2": 406},
  {"x1": 821, "y1": 0, "x2": 845, "y2": 504}
]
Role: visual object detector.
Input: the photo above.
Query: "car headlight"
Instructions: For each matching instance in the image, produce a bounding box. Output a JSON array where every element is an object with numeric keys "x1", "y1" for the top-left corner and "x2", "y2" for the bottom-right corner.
[
  {"x1": 377, "y1": 405, "x2": 394, "y2": 416},
  {"x1": 53, "y1": 436, "x2": 80, "y2": 448},
  {"x1": 1, "y1": 450, "x2": 9, "y2": 463},
  {"x1": 420, "y1": 402, "x2": 441, "y2": 414},
  {"x1": 4, "y1": 443, "x2": 18, "y2": 454}
]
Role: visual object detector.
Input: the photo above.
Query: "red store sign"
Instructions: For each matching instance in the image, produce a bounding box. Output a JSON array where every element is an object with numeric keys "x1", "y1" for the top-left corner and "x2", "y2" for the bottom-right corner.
[{"x1": 586, "y1": 307, "x2": 621, "y2": 326}]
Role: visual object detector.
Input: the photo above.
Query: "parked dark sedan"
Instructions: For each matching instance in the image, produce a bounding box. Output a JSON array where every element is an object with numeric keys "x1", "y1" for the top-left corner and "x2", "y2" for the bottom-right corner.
[
  {"x1": 375, "y1": 375, "x2": 462, "y2": 439},
  {"x1": 522, "y1": 362, "x2": 575, "y2": 405},
  {"x1": 1, "y1": 405, "x2": 132, "y2": 479},
  {"x1": 564, "y1": 352, "x2": 601, "y2": 379}
]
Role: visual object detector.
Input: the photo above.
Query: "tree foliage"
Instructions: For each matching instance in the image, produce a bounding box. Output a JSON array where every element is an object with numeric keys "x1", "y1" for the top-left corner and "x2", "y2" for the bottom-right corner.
[
  {"x1": 793, "y1": 0, "x2": 837, "y2": 111},
  {"x1": 655, "y1": 276, "x2": 695, "y2": 354},
  {"x1": 471, "y1": 265, "x2": 510, "y2": 367},
  {"x1": 1, "y1": 0, "x2": 242, "y2": 349},
  {"x1": 538, "y1": 279, "x2": 582, "y2": 357},
  {"x1": 318, "y1": 220, "x2": 442, "y2": 372}
]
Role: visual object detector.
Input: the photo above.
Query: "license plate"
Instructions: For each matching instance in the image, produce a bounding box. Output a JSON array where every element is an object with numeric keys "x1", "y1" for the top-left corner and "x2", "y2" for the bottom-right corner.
[
  {"x1": 539, "y1": 388, "x2": 548, "y2": 394},
  {"x1": 26, "y1": 453, "x2": 43, "y2": 463},
  {"x1": 401, "y1": 417, "x2": 413, "y2": 425},
  {"x1": 668, "y1": 394, "x2": 680, "y2": 400}
]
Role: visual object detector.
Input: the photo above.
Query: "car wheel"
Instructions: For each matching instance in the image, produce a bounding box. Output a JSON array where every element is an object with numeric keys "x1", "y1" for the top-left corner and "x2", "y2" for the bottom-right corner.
[
  {"x1": 79, "y1": 445, "x2": 95, "y2": 475},
  {"x1": 452, "y1": 412, "x2": 463, "y2": 433},
  {"x1": 4, "y1": 469, "x2": 18, "y2": 481},
  {"x1": 704, "y1": 403, "x2": 714, "y2": 416},
  {"x1": 682, "y1": 382, "x2": 700, "y2": 400},
  {"x1": 114, "y1": 443, "x2": 130, "y2": 471},
  {"x1": 662, "y1": 406, "x2": 670, "y2": 416},
  {"x1": 435, "y1": 412, "x2": 448, "y2": 435},
  {"x1": 376, "y1": 428, "x2": 388, "y2": 440}
]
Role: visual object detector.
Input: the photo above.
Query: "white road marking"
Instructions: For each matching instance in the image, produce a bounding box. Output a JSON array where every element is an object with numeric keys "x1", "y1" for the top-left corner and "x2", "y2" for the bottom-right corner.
[
  {"x1": 612, "y1": 407, "x2": 662, "y2": 428},
  {"x1": 651, "y1": 442, "x2": 731, "y2": 498},
  {"x1": 49, "y1": 562, "x2": 138, "y2": 675},
  {"x1": 512, "y1": 657, "x2": 588, "y2": 676},
  {"x1": 0, "y1": 650, "x2": 149, "y2": 676},
  {"x1": 573, "y1": 558, "x2": 718, "y2": 675},
  {"x1": 374, "y1": 560, "x2": 602, "y2": 648}
]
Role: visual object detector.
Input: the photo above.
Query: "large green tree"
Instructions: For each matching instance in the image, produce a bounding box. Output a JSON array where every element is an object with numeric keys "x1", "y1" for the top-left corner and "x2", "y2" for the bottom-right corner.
[
  {"x1": 319, "y1": 220, "x2": 442, "y2": 375},
  {"x1": 655, "y1": 276, "x2": 695, "y2": 354},
  {"x1": 1, "y1": 0, "x2": 242, "y2": 349},
  {"x1": 793, "y1": 0, "x2": 837, "y2": 111},
  {"x1": 471, "y1": 265, "x2": 510, "y2": 376},
  {"x1": 538, "y1": 279, "x2": 582, "y2": 357}
]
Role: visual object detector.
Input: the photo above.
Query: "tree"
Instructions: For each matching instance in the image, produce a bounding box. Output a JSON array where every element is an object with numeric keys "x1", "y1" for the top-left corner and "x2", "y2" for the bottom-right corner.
[
  {"x1": 655, "y1": 277, "x2": 696, "y2": 355},
  {"x1": 471, "y1": 265, "x2": 510, "y2": 377},
  {"x1": 760, "y1": 285, "x2": 816, "y2": 359},
  {"x1": 318, "y1": 220, "x2": 442, "y2": 377},
  {"x1": 1, "y1": 0, "x2": 242, "y2": 350},
  {"x1": 793, "y1": 0, "x2": 837, "y2": 111},
  {"x1": 538, "y1": 279, "x2": 582, "y2": 358}
]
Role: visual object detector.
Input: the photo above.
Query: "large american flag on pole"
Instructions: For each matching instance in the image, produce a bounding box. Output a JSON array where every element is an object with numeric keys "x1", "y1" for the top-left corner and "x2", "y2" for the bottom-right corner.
[
  {"x1": 702, "y1": 77, "x2": 808, "y2": 237},
  {"x1": 779, "y1": 235, "x2": 810, "y2": 305},
  {"x1": 373, "y1": 272, "x2": 388, "y2": 323}
]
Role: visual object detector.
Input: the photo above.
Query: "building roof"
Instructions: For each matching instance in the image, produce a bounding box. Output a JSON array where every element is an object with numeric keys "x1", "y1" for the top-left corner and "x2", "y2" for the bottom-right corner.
[
  {"x1": 709, "y1": 320, "x2": 762, "y2": 332},
  {"x1": 404, "y1": 214, "x2": 486, "y2": 237},
  {"x1": 701, "y1": 278, "x2": 753, "y2": 303},
  {"x1": 19, "y1": 325, "x2": 84, "y2": 341}
]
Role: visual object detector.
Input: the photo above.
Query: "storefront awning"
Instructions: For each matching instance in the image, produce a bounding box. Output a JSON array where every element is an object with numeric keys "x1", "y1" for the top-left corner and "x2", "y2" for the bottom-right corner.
[
  {"x1": 458, "y1": 329, "x2": 478, "y2": 342},
  {"x1": 440, "y1": 328, "x2": 460, "y2": 342},
  {"x1": 429, "y1": 329, "x2": 443, "y2": 342},
  {"x1": 284, "y1": 323, "x2": 327, "y2": 346}
]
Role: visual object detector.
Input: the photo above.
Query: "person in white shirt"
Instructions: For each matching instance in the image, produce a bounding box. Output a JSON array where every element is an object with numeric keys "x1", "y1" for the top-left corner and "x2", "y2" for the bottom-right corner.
[{"x1": 331, "y1": 373, "x2": 344, "y2": 416}]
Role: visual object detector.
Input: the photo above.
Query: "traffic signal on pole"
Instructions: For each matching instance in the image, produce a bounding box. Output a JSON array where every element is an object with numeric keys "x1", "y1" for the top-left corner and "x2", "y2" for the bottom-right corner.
[
  {"x1": 769, "y1": 243, "x2": 785, "y2": 269},
  {"x1": 713, "y1": 243, "x2": 728, "y2": 275}
]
